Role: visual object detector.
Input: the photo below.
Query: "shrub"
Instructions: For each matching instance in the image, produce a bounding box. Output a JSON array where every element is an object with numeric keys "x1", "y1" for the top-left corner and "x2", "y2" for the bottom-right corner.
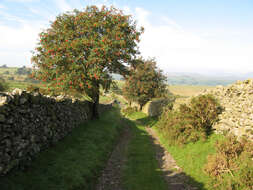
[
  {"x1": 204, "y1": 135, "x2": 253, "y2": 190},
  {"x1": 157, "y1": 94, "x2": 222, "y2": 145},
  {"x1": 185, "y1": 94, "x2": 223, "y2": 134},
  {"x1": 0, "y1": 77, "x2": 9, "y2": 92}
]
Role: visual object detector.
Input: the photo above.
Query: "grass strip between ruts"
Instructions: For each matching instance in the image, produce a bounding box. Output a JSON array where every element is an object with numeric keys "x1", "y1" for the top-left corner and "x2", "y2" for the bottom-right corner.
[{"x1": 122, "y1": 112, "x2": 167, "y2": 190}]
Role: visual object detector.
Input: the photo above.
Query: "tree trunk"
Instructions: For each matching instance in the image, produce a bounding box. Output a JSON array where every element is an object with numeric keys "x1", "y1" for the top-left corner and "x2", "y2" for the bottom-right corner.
[{"x1": 91, "y1": 84, "x2": 100, "y2": 120}]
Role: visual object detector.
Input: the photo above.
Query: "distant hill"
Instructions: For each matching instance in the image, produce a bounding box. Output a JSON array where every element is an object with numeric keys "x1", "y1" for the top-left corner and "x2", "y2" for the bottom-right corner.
[{"x1": 166, "y1": 72, "x2": 253, "y2": 86}]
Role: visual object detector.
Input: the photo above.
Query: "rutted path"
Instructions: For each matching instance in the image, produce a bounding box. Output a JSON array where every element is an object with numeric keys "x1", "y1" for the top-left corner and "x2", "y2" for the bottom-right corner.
[
  {"x1": 96, "y1": 115, "x2": 198, "y2": 190},
  {"x1": 95, "y1": 119, "x2": 131, "y2": 190},
  {"x1": 146, "y1": 127, "x2": 198, "y2": 190}
]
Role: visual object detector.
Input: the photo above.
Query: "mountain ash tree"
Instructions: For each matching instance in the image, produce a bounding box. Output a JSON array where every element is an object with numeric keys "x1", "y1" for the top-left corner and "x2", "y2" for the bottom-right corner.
[
  {"x1": 123, "y1": 58, "x2": 167, "y2": 110},
  {"x1": 31, "y1": 5, "x2": 144, "y2": 118}
]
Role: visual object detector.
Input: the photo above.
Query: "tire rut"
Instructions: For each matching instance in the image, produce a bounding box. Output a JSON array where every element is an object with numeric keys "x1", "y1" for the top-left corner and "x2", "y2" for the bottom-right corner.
[
  {"x1": 95, "y1": 119, "x2": 131, "y2": 190},
  {"x1": 146, "y1": 127, "x2": 198, "y2": 190}
]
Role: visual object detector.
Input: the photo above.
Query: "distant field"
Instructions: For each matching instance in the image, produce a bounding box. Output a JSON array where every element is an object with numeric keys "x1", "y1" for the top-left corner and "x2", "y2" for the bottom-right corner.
[
  {"x1": 7, "y1": 81, "x2": 34, "y2": 91},
  {"x1": 0, "y1": 67, "x2": 29, "y2": 82},
  {"x1": 168, "y1": 85, "x2": 216, "y2": 110},
  {"x1": 168, "y1": 85, "x2": 215, "y2": 97},
  {"x1": 0, "y1": 67, "x2": 17, "y2": 75},
  {"x1": 113, "y1": 80, "x2": 215, "y2": 97}
]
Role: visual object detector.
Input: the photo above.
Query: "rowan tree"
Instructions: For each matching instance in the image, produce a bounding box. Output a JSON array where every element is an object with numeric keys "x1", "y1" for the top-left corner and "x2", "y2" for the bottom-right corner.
[
  {"x1": 123, "y1": 58, "x2": 167, "y2": 110},
  {"x1": 31, "y1": 5, "x2": 144, "y2": 118}
]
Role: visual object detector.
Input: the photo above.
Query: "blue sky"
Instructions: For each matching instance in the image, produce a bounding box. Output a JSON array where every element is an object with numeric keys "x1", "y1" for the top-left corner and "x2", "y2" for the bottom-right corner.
[{"x1": 0, "y1": 0, "x2": 253, "y2": 74}]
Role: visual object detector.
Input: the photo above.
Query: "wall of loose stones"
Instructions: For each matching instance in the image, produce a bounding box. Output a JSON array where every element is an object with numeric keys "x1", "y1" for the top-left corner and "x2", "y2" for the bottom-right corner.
[
  {"x1": 0, "y1": 89, "x2": 111, "y2": 176},
  {"x1": 200, "y1": 79, "x2": 253, "y2": 141}
]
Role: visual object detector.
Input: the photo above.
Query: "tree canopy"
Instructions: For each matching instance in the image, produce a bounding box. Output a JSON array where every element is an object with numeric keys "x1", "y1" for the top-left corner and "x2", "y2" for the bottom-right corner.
[
  {"x1": 31, "y1": 5, "x2": 144, "y2": 118},
  {"x1": 123, "y1": 58, "x2": 167, "y2": 109}
]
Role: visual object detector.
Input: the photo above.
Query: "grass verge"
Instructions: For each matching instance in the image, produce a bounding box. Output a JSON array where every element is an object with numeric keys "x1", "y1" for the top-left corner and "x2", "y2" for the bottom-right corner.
[
  {"x1": 0, "y1": 107, "x2": 123, "y2": 190},
  {"x1": 154, "y1": 126, "x2": 224, "y2": 190},
  {"x1": 122, "y1": 112, "x2": 167, "y2": 190}
]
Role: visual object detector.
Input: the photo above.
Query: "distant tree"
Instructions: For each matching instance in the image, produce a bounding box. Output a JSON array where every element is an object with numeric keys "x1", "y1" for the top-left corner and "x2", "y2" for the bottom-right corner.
[
  {"x1": 15, "y1": 66, "x2": 31, "y2": 75},
  {"x1": 0, "y1": 77, "x2": 8, "y2": 92},
  {"x1": 0, "y1": 64, "x2": 7, "y2": 68},
  {"x1": 4, "y1": 71, "x2": 10, "y2": 75},
  {"x1": 123, "y1": 58, "x2": 167, "y2": 110},
  {"x1": 31, "y1": 5, "x2": 144, "y2": 119}
]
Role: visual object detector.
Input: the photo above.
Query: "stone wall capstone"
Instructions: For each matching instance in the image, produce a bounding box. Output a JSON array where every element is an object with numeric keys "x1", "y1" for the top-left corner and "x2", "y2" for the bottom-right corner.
[{"x1": 0, "y1": 89, "x2": 111, "y2": 176}]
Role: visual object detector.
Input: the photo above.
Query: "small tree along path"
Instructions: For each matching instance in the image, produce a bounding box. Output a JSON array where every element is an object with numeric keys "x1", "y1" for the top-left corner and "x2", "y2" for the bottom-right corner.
[
  {"x1": 95, "y1": 119, "x2": 131, "y2": 190},
  {"x1": 146, "y1": 128, "x2": 198, "y2": 190}
]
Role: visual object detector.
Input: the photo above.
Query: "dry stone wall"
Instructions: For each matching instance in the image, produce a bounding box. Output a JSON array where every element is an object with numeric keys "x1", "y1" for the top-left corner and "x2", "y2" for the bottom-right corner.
[
  {"x1": 201, "y1": 79, "x2": 253, "y2": 141},
  {"x1": 0, "y1": 88, "x2": 111, "y2": 176},
  {"x1": 142, "y1": 98, "x2": 169, "y2": 117},
  {"x1": 117, "y1": 94, "x2": 170, "y2": 117}
]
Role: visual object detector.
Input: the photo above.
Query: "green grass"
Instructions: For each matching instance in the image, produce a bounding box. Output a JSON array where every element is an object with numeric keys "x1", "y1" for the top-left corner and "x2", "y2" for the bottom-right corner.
[
  {"x1": 7, "y1": 81, "x2": 34, "y2": 90},
  {"x1": 122, "y1": 112, "x2": 167, "y2": 190},
  {"x1": 99, "y1": 95, "x2": 113, "y2": 104},
  {"x1": 0, "y1": 107, "x2": 123, "y2": 190},
  {"x1": 154, "y1": 126, "x2": 224, "y2": 190}
]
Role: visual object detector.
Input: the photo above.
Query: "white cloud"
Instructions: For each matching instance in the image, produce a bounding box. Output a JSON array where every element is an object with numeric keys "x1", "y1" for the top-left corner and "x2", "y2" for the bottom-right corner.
[
  {"x1": 0, "y1": 24, "x2": 40, "y2": 50},
  {"x1": 0, "y1": 4, "x2": 6, "y2": 9},
  {"x1": 0, "y1": 21, "x2": 46, "y2": 67},
  {"x1": 54, "y1": 0, "x2": 73, "y2": 12},
  {"x1": 134, "y1": 8, "x2": 253, "y2": 74}
]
